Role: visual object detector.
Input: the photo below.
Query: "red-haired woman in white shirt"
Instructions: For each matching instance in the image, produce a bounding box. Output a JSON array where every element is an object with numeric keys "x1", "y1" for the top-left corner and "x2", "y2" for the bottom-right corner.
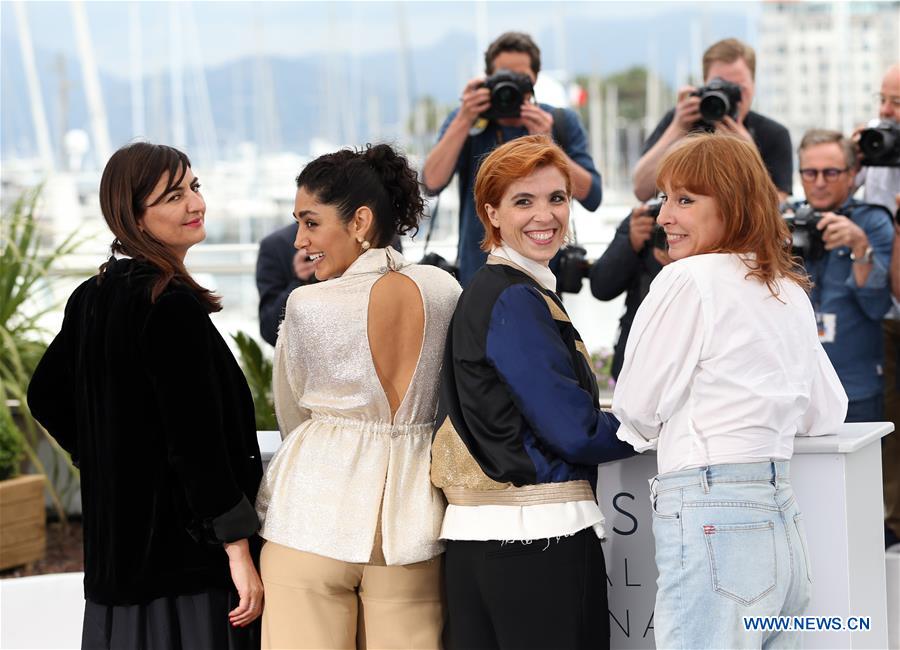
[{"x1": 613, "y1": 133, "x2": 847, "y2": 650}]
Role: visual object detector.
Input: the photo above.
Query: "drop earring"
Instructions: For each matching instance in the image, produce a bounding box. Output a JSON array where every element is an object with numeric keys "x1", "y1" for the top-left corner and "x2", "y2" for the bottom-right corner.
[{"x1": 357, "y1": 236, "x2": 371, "y2": 251}]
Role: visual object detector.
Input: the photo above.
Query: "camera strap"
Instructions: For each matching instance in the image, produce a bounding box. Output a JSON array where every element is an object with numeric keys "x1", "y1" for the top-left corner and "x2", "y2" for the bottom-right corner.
[{"x1": 421, "y1": 193, "x2": 441, "y2": 256}]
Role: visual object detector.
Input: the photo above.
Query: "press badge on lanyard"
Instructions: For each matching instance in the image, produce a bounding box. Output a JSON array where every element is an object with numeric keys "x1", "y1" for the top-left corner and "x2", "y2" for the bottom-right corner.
[{"x1": 816, "y1": 312, "x2": 836, "y2": 343}]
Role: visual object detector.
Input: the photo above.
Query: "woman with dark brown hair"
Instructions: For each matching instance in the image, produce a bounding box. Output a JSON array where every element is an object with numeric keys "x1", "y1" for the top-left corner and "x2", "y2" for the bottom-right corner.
[
  {"x1": 28, "y1": 142, "x2": 263, "y2": 649},
  {"x1": 612, "y1": 133, "x2": 848, "y2": 649}
]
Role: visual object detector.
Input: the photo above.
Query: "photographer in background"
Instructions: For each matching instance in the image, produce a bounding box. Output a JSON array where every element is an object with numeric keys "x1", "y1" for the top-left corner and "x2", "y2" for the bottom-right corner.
[
  {"x1": 855, "y1": 64, "x2": 900, "y2": 212},
  {"x1": 422, "y1": 31, "x2": 601, "y2": 287},
  {"x1": 856, "y1": 64, "x2": 900, "y2": 550},
  {"x1": 794, "y1": 129, "x2": 894, "y2": 423},
  {"x1": 256, "y1": 222, "x2": 317, "y2": 346},
  {"x1": 589, "y1": 202, "x2": 671, "y2": 380},
  {"x1": 633, "y1": 38, "x2": 792, "y2": 202}
]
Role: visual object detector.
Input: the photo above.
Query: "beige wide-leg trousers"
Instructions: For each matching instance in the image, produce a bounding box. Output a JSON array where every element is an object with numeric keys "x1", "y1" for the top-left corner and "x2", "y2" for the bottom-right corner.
[{"x1": 260, "y1": 541, "x2": 443, "y2": 650}]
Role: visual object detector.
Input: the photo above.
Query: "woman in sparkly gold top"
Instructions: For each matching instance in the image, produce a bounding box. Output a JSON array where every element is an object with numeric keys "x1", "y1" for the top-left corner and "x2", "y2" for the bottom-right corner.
[{"x1": 255, "y1": 144, "x2": 461, "y2": 649}]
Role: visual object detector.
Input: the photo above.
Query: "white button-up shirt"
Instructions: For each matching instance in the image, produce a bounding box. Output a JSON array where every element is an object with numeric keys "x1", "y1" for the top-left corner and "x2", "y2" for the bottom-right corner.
[{"x1": 612, "y1": 253, "x2": 848, "y2": 475}]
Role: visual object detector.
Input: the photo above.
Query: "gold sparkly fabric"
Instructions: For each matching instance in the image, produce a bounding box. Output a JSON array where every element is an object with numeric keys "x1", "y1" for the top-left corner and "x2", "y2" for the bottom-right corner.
[
  {"x1": 430, "y1": 417, "x2": 510, "y2": 491},
  {"x1": 256, "y1": 248, "x2": 461, "y2": 566}
]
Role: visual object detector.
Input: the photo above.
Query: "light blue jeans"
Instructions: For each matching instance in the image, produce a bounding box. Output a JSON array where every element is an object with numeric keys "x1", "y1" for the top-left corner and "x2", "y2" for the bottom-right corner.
[{"x1": 650, "y1": 461, "x2": 812, "y2": 649}]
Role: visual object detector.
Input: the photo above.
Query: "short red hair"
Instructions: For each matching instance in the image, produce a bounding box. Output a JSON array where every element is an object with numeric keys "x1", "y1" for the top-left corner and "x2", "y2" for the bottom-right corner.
[
  {"x1": 474, "y1": 135, "x2": 571, "y2": 252},
  {"x1": 657, "y1": 133, "x2": 809, "y2": 295}
]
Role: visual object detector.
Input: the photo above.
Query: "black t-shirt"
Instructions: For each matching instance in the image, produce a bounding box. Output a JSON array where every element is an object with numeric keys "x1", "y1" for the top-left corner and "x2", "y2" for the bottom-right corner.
[{"x1": 642, "y1": 109, "x2": 793, "y2": 195}]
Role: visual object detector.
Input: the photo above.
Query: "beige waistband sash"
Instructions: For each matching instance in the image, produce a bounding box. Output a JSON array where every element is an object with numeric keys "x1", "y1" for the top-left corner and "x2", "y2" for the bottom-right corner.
[{"x1": 442, "y1": 480, "x2": 595, "y2": 507}]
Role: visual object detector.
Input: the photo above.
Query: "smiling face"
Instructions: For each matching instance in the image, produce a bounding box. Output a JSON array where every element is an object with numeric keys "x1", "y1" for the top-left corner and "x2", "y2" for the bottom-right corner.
[
  {"x1": 484, "y1": 165, "x2": 570, "y2": 265},
  {"x1": 139, "y1": 166, "x2": 205, "y2": 260},
  {"x1": 293, "y1": 186, "x2": 373, "y2": 280},
  {"x1": 657, "y1": 185, "x2": 725, "y2": 260}
]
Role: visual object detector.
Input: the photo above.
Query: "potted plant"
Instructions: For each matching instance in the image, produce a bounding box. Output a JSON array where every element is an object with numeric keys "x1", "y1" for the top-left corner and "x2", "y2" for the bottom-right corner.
[
  {"x1": 0, "y1": 403, "x2": 45, "y2": 570},
  {"x1": 0, "y1": 186, "x2": 81, "y2": 538}
]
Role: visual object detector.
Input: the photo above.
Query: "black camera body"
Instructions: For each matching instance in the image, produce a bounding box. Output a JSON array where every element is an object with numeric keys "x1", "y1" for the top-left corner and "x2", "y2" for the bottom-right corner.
[
  {"x1": 783, "y1": 204, "x2": 826, "y2": 261},
  {"x1": 556, "y1": 245, "x2": 591, "y2": 295},
  {"x1": 859, "y1": 121, "x2": 900, "y2": 167},
  {"x1": 644, "y1": 198, "x2": 668, "y2": 251},
  {"x1": 480, "y1": 69, "x2": 534, "y2": 121},
  {"x1": 419, "y1": 252, "x2": 459, "y2": 279},
  {"x1": 691, "y1": 77, "x2": 742, "y2": 126}
]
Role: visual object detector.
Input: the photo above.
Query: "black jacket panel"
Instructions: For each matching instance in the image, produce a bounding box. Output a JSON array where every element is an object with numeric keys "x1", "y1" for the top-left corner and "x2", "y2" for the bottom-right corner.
[{"x1": 28, "y1": 258, "x2": 262, "y2": 605}]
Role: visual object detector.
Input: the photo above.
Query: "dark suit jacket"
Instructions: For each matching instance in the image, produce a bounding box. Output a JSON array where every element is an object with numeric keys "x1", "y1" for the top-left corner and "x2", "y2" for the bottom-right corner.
[
  {"x1": 256, "y1": 223, "x2": 312, "y2": 346},
  {"x1": 589, "y1": 216, "x2": 663, "y2": 380},
  {"x1": 27, "y1": 258, "x2": 262, "y2": 605}
]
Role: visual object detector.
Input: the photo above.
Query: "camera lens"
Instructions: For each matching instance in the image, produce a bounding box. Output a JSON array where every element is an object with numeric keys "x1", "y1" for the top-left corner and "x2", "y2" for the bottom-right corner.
[
  {"x1": 859, "y1": 129, "x2": 891, "y2": 157},
  {"x1": 699, "y1": 92, "x2": 729, "y2": 122},
  {"x1": 493, "y1": 83, "x2": 520, "y2": 111}
]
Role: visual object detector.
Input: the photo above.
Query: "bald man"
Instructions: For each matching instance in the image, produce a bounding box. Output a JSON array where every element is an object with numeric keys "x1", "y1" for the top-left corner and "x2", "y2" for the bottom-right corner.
[{"x1": 857, "y1": 64, "x2": 900, "y2": 212}]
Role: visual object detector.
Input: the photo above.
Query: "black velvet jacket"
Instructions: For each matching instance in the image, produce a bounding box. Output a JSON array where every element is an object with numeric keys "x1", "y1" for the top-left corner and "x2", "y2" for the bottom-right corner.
[{"x1": 27, "y1": 258, "x2": 262, "y2": 605}]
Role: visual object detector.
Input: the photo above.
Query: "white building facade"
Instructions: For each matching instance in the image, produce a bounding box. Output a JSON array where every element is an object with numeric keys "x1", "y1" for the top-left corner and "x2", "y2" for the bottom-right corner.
[{"x1": 756, "y1": 1, "x2": 900, "y2": 145}]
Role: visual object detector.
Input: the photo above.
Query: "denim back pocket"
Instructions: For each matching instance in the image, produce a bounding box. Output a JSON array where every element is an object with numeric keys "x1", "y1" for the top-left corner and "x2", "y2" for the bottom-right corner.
[{"x1": 704, "y1": 520, "x2": 776, "y2": 605}]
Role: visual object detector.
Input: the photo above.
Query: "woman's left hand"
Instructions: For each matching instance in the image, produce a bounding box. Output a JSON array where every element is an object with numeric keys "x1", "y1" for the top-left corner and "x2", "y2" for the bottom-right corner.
[{"x1": 224, "y1": 539, "x2": 264, "y2": 627}]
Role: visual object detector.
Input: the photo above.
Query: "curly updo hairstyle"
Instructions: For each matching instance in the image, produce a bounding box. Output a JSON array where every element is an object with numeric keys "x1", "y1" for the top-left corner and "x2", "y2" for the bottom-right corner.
[{"x1": 294, "y1": 143, "x2": 423, "y2": 247}]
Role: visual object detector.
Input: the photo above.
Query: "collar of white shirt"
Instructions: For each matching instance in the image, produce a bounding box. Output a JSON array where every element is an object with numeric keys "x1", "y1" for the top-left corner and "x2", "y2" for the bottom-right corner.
[{"x1": 489, "y1": 244, "x2": 557, "y2": 292}]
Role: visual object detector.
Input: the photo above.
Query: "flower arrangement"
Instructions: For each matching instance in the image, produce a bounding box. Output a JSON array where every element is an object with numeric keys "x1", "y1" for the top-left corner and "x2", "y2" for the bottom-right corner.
[{"x1": 590, "y1": 348, "x2": 616, "y2": 392}]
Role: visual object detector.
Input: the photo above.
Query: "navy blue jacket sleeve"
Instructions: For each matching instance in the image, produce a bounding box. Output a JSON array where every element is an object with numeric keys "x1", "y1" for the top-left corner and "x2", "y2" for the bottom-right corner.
[
  {"x1": 485, "y1": 284, "x2": 634, "y2": 465},
  {"x1": 590, "y1": 215, "x2": 642, "y2": 300}
]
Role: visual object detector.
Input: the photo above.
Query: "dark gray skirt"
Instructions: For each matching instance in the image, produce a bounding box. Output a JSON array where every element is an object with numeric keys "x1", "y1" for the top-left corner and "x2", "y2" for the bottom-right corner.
[{"x1": 82, "y1": 588, "x2": 259, "y2": 650}]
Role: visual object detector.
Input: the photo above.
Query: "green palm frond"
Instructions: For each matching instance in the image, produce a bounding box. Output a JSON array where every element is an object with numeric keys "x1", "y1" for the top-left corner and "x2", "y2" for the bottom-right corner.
[
  {"x1": 231, "y1": 331, "x2": 277, "y2": 431},
  {"x1": 0, "y1": 186, "x2": 83, "y2": 520}
]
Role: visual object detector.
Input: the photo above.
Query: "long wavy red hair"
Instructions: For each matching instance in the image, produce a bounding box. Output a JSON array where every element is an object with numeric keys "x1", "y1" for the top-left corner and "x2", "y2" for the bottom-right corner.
[{"x1": 657, "y1": 133, "x2": 809, "y2": 296}]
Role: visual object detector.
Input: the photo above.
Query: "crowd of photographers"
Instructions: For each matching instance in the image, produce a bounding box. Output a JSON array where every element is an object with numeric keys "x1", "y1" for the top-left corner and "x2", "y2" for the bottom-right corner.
[
  {"x1": 255, "y1": 32, "x2": 900, "y2": 549},
  {"x1": 597, "y1": 47, "x2": 899, "y2": 551}
]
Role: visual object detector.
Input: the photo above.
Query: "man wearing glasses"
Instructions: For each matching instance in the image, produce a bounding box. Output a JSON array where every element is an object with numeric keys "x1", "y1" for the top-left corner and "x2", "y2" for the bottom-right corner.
[
  {"x1": 856, "y1": 64, "x2": 900, "y2": 213},
  {"x1": 796, "y1": 129, "x2": 894, "y2": 423}
]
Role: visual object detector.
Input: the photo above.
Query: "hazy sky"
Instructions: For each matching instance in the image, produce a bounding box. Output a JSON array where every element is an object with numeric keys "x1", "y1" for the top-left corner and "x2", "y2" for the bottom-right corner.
[{"x1": 3, "y1": 1, "x2": 760, "y2": 79}]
